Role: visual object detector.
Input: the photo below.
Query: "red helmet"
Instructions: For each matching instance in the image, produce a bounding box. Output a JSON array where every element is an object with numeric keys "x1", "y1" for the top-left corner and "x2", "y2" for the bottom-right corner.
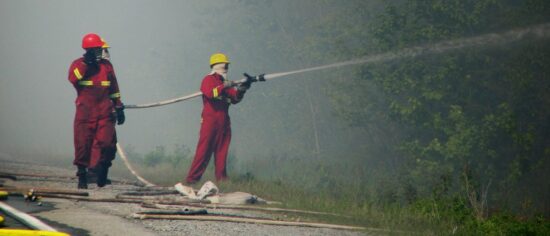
[{"x1": 82, "y1": 33, "x2": 107, "y2": 49}]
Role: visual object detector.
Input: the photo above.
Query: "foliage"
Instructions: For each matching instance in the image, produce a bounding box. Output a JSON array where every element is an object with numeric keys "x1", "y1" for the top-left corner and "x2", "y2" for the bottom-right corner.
[
  {"x1": 361, "y1": 0, "x2": 550, "y2": 210},
  {"x1": 142, "y1": 144, "x2": 191, "y2": 167},
  {"x1": 216, "y1": 0, "x2": 549, "y2": 232},
  {"x1": 111, "y1": 0, "x2": 550, "y2": 233}
]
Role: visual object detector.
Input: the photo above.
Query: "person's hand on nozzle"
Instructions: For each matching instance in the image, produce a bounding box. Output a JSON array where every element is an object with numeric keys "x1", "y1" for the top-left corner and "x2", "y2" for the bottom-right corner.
[
  {"x1": 115, "y1": 105, "x2": 125, "y2": 125},
  {"x1": 238, "y1": 73, "x2": 254, "y2": 92},
  {"x1": 243, "y1": 73, "x2": 255, "y2": 82},
  {"x1": 223, "y1": 80, "x2": 236, "y2": 88}
]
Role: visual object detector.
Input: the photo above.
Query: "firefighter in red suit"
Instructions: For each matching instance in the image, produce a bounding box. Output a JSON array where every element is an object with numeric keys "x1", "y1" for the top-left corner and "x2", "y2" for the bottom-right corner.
[
  {"x1": 68, "y1": 33, "x2": 125, "y2": 189},
  {"x1": 186, "y1": 53, "x2": 253, "y2": 184}
]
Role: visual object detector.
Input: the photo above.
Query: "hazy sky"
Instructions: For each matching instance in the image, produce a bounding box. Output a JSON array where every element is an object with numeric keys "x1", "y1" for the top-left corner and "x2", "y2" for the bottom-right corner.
[
  {"x1": 0, "y1": 0, "x2": 239, "y2": 156},
  {"x1": 0, "y1": 0, "x2": 371, "y2": 167}
]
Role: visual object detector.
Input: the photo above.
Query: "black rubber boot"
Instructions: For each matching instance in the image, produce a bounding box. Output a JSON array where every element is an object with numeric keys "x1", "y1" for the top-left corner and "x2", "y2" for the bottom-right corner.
[
  {"x1": 76, "y1": 166, "x2": 88, "y2": 189},
  {"x1": 96, "y1": 164, "x2": 109, "y2": 187},
  {"x1": 88, "y1": 168, "x2": 112, "y2": 184}
]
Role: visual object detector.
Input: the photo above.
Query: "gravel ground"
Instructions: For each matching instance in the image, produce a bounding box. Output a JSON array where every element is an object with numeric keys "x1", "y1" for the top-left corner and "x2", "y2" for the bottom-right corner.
[{"x1": 0, "y1": 155, "x2": 370, "y2": 236}]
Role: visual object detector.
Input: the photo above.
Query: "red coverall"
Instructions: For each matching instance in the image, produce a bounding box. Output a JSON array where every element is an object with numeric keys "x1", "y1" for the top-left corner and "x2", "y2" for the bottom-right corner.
[
  {"x1": 68, "y1": 58, "x2": 123, "y2": 170},
  {"x1": 186, "y1": 73, "x2": 244, "y2": 183}
]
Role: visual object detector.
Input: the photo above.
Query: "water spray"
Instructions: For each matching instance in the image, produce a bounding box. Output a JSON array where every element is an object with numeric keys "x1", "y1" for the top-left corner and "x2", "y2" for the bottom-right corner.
[
  {"x1": 124, "y1": 23, "x2": 550, "y2": 109},
  {"x1": 117, "y1": 23, "x2": 550, "y2": 184}
]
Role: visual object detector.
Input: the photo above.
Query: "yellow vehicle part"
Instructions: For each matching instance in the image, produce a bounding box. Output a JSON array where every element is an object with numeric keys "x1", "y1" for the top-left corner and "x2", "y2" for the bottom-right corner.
[
  {"x1": 0, "y1": 191, "x2": 8, "y2": 200},
  {"x1": 0, "y1": 229, "x2": 70, "y2": 236}
]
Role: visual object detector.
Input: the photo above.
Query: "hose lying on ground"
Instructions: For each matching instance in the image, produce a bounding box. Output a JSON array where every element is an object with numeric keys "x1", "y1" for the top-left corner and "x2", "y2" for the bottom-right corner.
[
  {"x1": 0, "y1": 201, "x2": 58, "y2": 231},
  {"x1": 116, "y1": 143, "x2": 156, "y2": 187}
]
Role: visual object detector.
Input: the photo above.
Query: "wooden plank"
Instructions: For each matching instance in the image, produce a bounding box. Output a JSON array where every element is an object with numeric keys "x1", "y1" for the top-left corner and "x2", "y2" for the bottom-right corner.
[
  {"x1": 132, "y1": 213, "x2": 366, "y2": 231},
  {"x1": 0, "y1": 187, "x2": 89, "y2": 197},
  {"x1": 142, "y1": 202, "x2": 345, "y2": 217},
  {"x1": 0, "y1": 171, "x2": 139, "y2": 186},
  {"x1": 35, "y1": 194, "x2": 142, "y2": 204},
  {"x1": 0, "y1": 174, "x2": 17, "y2": 180}
]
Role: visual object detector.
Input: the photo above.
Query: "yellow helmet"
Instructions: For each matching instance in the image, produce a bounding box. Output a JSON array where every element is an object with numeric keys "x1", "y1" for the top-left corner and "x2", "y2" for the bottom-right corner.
[{"x1": 209, "y1": 53, "x2": 230, "y2": 67}]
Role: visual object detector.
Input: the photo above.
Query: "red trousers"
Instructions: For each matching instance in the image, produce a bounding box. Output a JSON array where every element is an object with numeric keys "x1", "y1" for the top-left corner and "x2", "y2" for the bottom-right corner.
[
  {"x1": 186, "y1": 116, "x2": 231, "y2": 183},
  {"x1": 73, "y1": 116, "x2": 117, "y2": 169}
]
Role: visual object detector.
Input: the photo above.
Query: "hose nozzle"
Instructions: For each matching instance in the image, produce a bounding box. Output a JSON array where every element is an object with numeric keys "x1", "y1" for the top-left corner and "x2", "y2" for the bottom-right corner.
[{"x1": 236, "y1": 73, "x2": 266, "y2": 84}]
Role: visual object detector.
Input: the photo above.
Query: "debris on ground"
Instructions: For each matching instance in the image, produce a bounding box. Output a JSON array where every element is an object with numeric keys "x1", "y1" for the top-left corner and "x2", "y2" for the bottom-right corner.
[{"x1": 0, "y1": 160, "x2": 369, "y2": 235}]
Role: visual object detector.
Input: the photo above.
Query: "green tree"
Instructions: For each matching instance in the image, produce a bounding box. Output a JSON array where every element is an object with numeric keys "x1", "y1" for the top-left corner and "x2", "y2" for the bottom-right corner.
[{"x1": 329, "y1": 0, "x2": 550, "y2": 215}]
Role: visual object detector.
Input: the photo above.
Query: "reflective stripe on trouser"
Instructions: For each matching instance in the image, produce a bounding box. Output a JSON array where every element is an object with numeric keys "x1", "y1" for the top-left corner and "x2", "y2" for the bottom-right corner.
[
  {"x1": 73, "y1": 117, "x2": 117, "y2": 168},
  {"x1": 186, "y1": 117, "x2": 231, "y2": 183}
]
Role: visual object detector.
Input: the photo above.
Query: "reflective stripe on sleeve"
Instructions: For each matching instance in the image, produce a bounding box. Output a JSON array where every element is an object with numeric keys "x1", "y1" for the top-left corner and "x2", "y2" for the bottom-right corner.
[
  {"x1": 212, "y1": 88, "x2": 219, "y2": 98},
  {"x1": 73, "y1": 68, "x2": 83, "y2": 80},
  {"x1": 78, "y1": 81, "x2": 93, "y2": 86},
  {"x1": 110, "y1": 93, "x2": 121, "y2": 99},
  {"x1": 101, "y1": 81, "x2": 111, "y2": 86}
]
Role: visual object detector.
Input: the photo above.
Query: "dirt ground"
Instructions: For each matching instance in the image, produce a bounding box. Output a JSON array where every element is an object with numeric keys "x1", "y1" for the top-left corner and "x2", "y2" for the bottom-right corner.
[{"x1": 0, "y1": 155, "x2": 370, "y2": 236}]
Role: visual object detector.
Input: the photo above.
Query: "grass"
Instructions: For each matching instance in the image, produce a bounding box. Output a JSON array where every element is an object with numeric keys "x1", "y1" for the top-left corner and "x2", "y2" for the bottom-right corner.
[
  {"x1": 108, "y1": 157, "x2": 445, "y2": 234},
  {"x1": 30, "y1": 148, "x2": 546, "y2": 235},
  {"x1": 4, "y1": 146, "x2": 547, "y2": 234}
]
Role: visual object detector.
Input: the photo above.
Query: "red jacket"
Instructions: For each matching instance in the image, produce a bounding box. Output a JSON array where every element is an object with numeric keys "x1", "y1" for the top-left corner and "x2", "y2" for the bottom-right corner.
[
  {"x1": 200, "y1": 73, "x2": 243, "y2": 118},
  {"x1": 68, "y1": 58, "x2": 123, "y2": 121}
]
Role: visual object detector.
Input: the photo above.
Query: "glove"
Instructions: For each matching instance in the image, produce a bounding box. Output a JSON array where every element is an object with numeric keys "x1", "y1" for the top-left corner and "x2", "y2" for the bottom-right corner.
[
  {"x1": 236, "y1": 74, "x2": 250, "y2": 92},
  {"x1": 115, "y1": 106, "x2": 125, "y2": 125},
  {"x1": 237, "y1": 83, "x2": 249, "y2": 92},
  {"x1": 223, "y1": 80, "x2": 236, "y2": 88}
]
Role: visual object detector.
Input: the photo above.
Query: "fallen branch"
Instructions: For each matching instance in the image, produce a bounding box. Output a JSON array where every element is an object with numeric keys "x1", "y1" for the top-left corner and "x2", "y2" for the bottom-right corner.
[
  {"x1": 137, "y1": 209, "x2": 290, "y2": 221},
  {"x1": 40, "y1": 193, "x2": 206, "y2": 205},
  {"x1": 0, "y1": 171, "x2": 72, "y2": 180},
  {"x1": 0, "y1": 186, "x2": 89, "y2": 196},
  {"x1": 119, "y1": 195, "x2": 209, "y2": 204},
  {"x1": 17, "y1": 192, "x2": 283, "y2": 214},
  {"x1": 134, "y1": 186, "x2": 176, "y2": 191},
  {"x1": 132, "y1": 213, "x2": 365, "y2": 231},
  {"x1": 118, "y1": 190, "x2": 179, "y2": 196},
  {"x1": 37, "y1": 194, "x2": 142, "y2": 204},
  {"x1": 142, "y1": 202, "x2": 345, "y2": 217},
  {"x1": 0, "y1": 171, "x2": 138, "y2": 186},
  {"x1": 0, "y1": 174, "x2": 17, "y2": 180},
  {"x1": 136, "y1": 209, "x2": 208, "y2": 215}
]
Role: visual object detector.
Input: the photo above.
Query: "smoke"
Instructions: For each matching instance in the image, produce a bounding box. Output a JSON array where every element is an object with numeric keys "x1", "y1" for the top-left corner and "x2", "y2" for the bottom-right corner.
[
  {"x1": 1, "y1": 1, "x2": 548, "y2": 183},
  {"x1": 265, "y1": 23, "x2": 550, "y2": 80},
  {"x1": 124, "y1": 23, "x2": 550, "y2": 112}
]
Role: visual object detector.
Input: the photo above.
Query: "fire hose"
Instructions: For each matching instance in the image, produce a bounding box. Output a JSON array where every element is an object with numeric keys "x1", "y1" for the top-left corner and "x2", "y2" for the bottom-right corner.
[
  {"x1": 116, "y1": 68, "x2": 353, "y2": 185},
  {"x1": 116, "y1": 22, "x2": 550, "y2": 185},
  {"x1": 116, "y1": 74, "x2": 269, "y2": 186},
  {"x1": 124, "y1": 74, "x2": 267, "y2": 109}
]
